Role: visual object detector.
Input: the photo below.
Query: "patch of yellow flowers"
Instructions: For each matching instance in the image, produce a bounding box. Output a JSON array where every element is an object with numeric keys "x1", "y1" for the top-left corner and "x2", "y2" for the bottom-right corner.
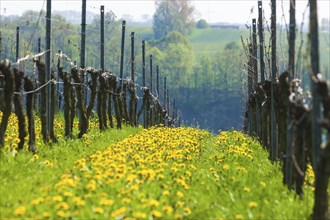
[{"x1": 19, "y1": 126, "x2": 210, "y2": 219}]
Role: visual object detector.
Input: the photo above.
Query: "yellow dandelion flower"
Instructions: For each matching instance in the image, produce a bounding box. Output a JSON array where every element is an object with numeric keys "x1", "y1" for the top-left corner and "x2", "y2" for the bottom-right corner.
[
  {"x1": 163, "y1": 190, "x2": 170, "y2": 196},
  {"x1": 151, "y1": 210, "x2": 162, "y2": 218},
  {"x1": 57, "y1": 210, "x2": 68, "y2": 218},
  {"x1": 133, "y1": 212, "x2": 147, "y2": 218},
  {"x1": 175, "y1": 213, "x2": 183, "y2": 219},
  {"x1": 111, "y1": 207, "x2": 127, "y2": 218},
  {"x1": 31, "y1": 197, "x2": 44, "y2": 205},
  {"x1": 176, "y1": 201, "x2": 185, "y2": 208},
  {"x1": 235, "y1": 214, "x2": 243, "y2": 219},
  {"x1": 14, "y1": 206, "x2": 26, "y2": 216},
  {"x1": 63, "y1": 191, "x2": 73, "y2": 197},
  {"x1": 122, "y1": 197, "x2": 131, "y2": 204},
  {"x1": 73, "y1": 197, "x2": 86, "y2": 206},
  {"x1": 184, "y1": 207, "x2": 192, "y2": 215},
  {"x1": 100, "y1": 198, "x2": 114, "y2": 206},
  {"x1": 149, "y1": 199, "x2": 160, "y2": 207},
  {"x1": 248, "y1": 201, "x2": 258, "y2": 208},
  {"x1": 32, "y1": 154, "x2": 39, "y2": 161},
  {"x1": 176, "y1": 191, "x2": 184, "y2": 198},
  {"x1": 42, "y1": 211, "x2": 51, "y2": 218},
  {"x1": 243, "y1": 187, "x2": 250, "y2": 192},
  {"x1": 52, "y1": 195, "x2": 63, "y2": 202},
  {"x1": 223, "y1": 164, "x2": 229, "y2": 170},
  {"x1": 162, "y1": 205, "x2": 173, "y2": 214},
  {"x1": 55, "y1": 202, "x2": 70, "y2": 210},
  {"x1": 94, "y1": 207, "x2": 104, "y2": 214},
  {"x1": 86, "y1": 179, "x2": 96, "y2": 191}
]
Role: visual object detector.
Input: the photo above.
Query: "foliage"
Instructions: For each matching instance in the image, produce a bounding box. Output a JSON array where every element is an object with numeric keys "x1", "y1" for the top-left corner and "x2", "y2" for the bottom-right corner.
[
  {"x1": 152, "y1": 0, "x2": 195, "y2": 39},
  {"x1": 163, "y1": 43, "x2": 195, "y2": 88},
  {"x1": 196, "y1": 19, "x2": 209, "y2": 29},
  {"x1": 0, "y1": 115, "x2": 314, "y2": 219}
]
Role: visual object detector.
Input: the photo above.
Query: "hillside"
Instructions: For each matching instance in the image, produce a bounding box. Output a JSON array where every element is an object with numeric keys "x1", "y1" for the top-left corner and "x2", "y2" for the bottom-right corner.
[{"x1": 127, "y1": 26, "x2": 330, "y2": 71}]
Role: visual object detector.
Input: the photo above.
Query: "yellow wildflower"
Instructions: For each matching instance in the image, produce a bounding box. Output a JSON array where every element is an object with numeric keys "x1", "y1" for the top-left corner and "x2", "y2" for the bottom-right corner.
[
  {"x1": 223, "y1": 164, "x2": 229, "y2": 170},
  {"x1": 176, "y1": 191, "x2": 184, "y2": 198},
  {"x1": 249, "y1": 201, "x2": 258, "y2": 208},
  {"x1": 14, "y1": 206, "x2": 26, "y2": 216},
  {"x1": 133, "y1": 212, "x2": 147, "y2": 218},
  {"x1": 184, "y1": 207, "x2": 192, "y2": 215},
  {"x1": 100, "y1": 198, "x2": 114, "y2": 206},
  {"x1": 57, "y1": 210, "x2": 68, "y2": 218},
  {"x1": 151, "y1": 210, "x2": 162, "y2": 218},
  {"x1": 55, "y1": 202, "x2": 70, "y2": 210},
  {"x1": 162, "y1": 205, "x2": 173, "y2": 214},
  {"x1": 94, "y1": 207, "x2": 104, "y2": 214},
  {"x1": 52, "y1": 195, "x2": 63, "y2": 202},
  {"x1": 235, "y1": 214, "x2": 243, "y2": 219}
]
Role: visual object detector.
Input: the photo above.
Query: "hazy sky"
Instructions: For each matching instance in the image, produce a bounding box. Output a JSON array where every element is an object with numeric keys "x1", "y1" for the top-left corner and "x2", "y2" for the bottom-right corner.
[{"x1": 0, "y1": 0, "x2": 329, "y2": 24}]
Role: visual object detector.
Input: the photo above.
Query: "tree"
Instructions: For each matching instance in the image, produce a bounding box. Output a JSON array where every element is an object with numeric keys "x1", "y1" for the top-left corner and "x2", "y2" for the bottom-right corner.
[
  {"x1": 163, "y1": 42, "x2": 195, "y2": 87},
  {"x1": 196, "y1": 19, "x2": 209, "y2": 29},
  {"x1": 152, "y1": 0, "x2": 195, "y2": 39}
]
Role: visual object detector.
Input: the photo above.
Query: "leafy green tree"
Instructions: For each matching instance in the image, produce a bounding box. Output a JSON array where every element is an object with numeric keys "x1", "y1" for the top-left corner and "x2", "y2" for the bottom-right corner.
[
  {"x1": 196, "y1": 19, "x2": 209, "y2": 29},
  {"x1": 152, "y1": 0, "x2": 195, "y2": 39},
  {"x1": 213, "y1": 42, "x2": 242, "y2": 92},
  {"x1": 163, "y1": 43, "x2": 195, "y2": 88}
]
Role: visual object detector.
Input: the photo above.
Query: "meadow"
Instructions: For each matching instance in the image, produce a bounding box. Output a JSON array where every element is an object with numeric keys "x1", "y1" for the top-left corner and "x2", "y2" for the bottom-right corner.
[{"x1": 0, "y1": 112, "x2": 315, "y2": 219}]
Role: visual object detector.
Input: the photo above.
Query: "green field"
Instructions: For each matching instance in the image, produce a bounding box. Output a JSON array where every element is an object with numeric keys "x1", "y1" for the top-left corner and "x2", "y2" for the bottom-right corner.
[{"x1": 127, "y1": 26, "x2": 330, "y2": 74}]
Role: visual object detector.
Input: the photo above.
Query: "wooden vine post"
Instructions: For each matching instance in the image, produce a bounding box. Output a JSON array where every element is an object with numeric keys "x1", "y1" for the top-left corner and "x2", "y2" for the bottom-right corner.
[
  {"x1": 309, "y1": 1, "x2": 328, "y2": 219},
  {"x1": 0, "y1": 62, "x2": 15, "y2": 148},
  {"x1": 270, "y1": 0, "x2": 278, "y2": 161}
]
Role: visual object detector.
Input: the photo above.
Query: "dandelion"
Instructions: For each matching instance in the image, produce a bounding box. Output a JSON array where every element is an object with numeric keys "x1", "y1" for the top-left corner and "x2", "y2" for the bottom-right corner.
[
  {"x1": 248, "y1": 201, "x2": 258, "y2": 208},
  {"x1": 73, "y1": 197, "x2": 86, "y2": 206},
  {"x1": 52, "y1": 195, "x2": 63, "y2": 202},
  {"x1": 176, "y1": 191, "x2": 184, "y2": 198},
  {"x1": 63, "y1": 191, "x2": 73, "y2": 197},
  {"x1": 133, "y1": 212, "x2": 147, "y2": 218},
  {"x1": 184, "y1": 207, "x2": 192, "y2": 215},
  {"x1": 151, "y1": 210, "x2": 162, "y2": 218},
  {"x1": 14, "y1": 206, "x2": 26, "y2": 216},
  {"x1": 56, "y1": 202, "x2": 70, "y2": 210},
  {"x1": 222, "y1": 164, "x2": 229, "y2": 170},
  {"x1": 57, "y1": 210, "x2": 68, "y2": 218},
  {"x1": 111, "y1": 207, "x2": 127, "y2": 218},
  {"x1": 121, "y1": 197, "x2": 131, "y2": 204},
  {"x1": 243, "y1": 187, "x2": 250, "y2": 192},
  {"x1": 32, "y1": 154, "x2": 39, "y2": 161},
  {"x1": 94, "y1": 207, "x2": 104, "y2": 214},
  {"x1": 162, "y1": 205, "x2": 173, "y2": 214},
  {"x1": 176, "y1": 201, "x2": 185, "y2": 207},
  {"x1": 175, "y1": 213, "x2": 183, "y2": 219},
  {"x1": 235, "y1": 214, "x2": 243, "y2": 219},
  {"x1": 42, "y1": 211, "x2": 51, "y2": 218},
  {"x1": 100, "y1": 198, "x2": 114, "y2": 206},
  {"x1": 31, "y1": 197, "x2": 44, "y2": 205},
  {"x1": 86, "y1": 179, "x2": 96, "y2": 191},
  {"x1": 163, "y1": 190, "x2": 170, "y2": 196}
]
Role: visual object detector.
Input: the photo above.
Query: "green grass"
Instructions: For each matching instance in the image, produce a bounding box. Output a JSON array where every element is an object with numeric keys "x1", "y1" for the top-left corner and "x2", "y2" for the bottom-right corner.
[
  {"x1": 0, "y1": 117, "x2": 141, "y2": 218},
  {"x1": 188, "y1": 28, "x2": 249, "y2": 58},
  {"x1": 0, "y1": 118, "x2": 315, "y2": 219}
]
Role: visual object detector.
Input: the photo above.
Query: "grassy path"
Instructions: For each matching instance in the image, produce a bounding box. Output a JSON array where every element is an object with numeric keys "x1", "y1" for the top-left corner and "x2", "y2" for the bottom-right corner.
[{"x1": 1, "y1": 125, "x2": 314, "y2": 219}]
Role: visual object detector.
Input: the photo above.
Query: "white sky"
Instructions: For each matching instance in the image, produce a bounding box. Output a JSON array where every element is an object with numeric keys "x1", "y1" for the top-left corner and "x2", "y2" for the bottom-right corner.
[{"x1": 0, "y1": 0, "x2": 329, "y2": 24}]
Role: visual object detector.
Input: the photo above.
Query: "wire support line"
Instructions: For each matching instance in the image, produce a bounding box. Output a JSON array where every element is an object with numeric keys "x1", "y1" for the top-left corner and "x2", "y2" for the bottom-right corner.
[
  {"x1": 12, "y1": 50, "x2": 50, "y2": 66},
  {"x1": 13, "y1": 79, "x2": 53, "y2": 95}
]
